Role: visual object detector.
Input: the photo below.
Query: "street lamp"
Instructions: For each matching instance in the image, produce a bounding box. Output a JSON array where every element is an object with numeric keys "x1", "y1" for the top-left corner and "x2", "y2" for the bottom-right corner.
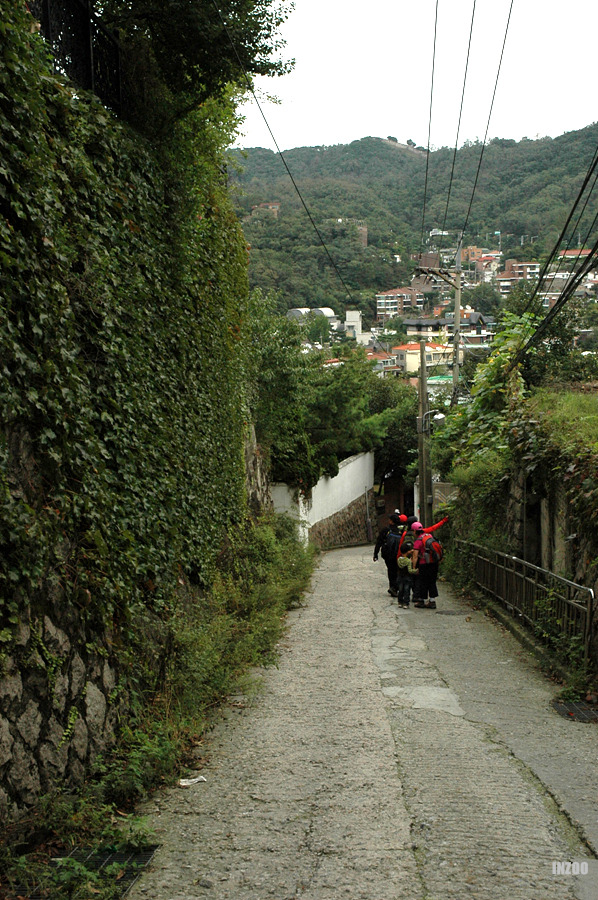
[
  {"x1": 417, "y1": 409, "x2": 446, "y2": 526},
  {"x1": 417, "y1": 409, "x2": 446, "y2": 434}
]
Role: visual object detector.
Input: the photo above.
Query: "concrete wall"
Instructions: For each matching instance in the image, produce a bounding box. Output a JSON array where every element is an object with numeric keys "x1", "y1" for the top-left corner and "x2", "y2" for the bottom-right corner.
[{"x1": 272, "y1": 452, "x2": 375, "y2": 548}]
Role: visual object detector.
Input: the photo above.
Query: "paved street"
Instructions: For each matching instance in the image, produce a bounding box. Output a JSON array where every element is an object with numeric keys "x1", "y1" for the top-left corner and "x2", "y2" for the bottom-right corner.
[{"x1": 129, "y1": 546, "x2": 598, "y2": 900}]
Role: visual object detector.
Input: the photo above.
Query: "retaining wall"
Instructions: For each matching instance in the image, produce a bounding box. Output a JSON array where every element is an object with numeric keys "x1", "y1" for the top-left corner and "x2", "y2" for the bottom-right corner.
[{"x1": 272, "y1": 452, "x2": 375, "y2": 548}]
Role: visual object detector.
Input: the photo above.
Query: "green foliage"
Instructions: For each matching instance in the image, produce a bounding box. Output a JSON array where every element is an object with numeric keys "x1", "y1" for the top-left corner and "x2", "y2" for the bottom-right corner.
[
  {"x1": 304, "y1": 349, "x2": 388, "y2": 478},
  {"x1": 245, "y1": 298, "x2": 393, "y2": 489},
  {"x1": 98, "y1": 0, "x2": 293, "y2": 132},
  {"x1": 0, "y1": 4, "x2": 250, "y2": 627},
  {"x1": 245, "y1": 291, "x2": 321, "y2": 489},
  {"x1": 368, "y1": 380, "x2": 418, "y2": 483},
  {"x1": 0, "y1": 512, "x2": 315, "y2": 896},
  {"x1": 431, "y1": 312, "x2": 598, "y2": 552},
  {"x1": 449, "y1": 450, "x2": 512, "y2": 549}
]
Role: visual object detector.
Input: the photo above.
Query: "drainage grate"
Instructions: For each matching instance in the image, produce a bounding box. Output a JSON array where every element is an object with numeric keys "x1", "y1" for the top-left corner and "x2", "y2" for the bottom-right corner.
[
  {"x1": 435, "y1": 610, "x2": 469, "y2": 616},
  {"x1": 551, "y1": 699, "x2": 598, "y2": 723},
  {"x1": 7, "y1": 844, "x2": 159, "y2": 899}
]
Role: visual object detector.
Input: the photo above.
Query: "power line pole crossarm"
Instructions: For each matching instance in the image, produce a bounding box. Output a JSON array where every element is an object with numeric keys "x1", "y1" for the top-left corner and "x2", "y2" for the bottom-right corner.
[{"x1": 415, "y1": 234, "x2": 462, "y2": 405}]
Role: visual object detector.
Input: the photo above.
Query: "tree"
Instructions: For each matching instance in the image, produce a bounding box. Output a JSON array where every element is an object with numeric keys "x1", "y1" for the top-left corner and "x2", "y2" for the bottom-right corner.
[
  {"x1": 246, "y1": 291, "x2": 320, "y2": 490},
  {"x1": 100, "y1": 0, "x2": 293, "y2": 125},
  {"x1": 368, "y1": 380, "x2": 418, "y2": 486},
  {"x1": 305, "y1": 312, "x2": 331, "y2": 345},
  {"x1": 462, "y1": 282, "x2": 503, "y2": 318},
  {"x1": 304, "y1": 349, "x2": 388, "y2": 478}
]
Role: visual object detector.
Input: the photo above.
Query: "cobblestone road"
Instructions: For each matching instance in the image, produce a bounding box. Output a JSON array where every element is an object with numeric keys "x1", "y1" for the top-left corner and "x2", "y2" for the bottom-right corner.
[{"x1": 129, "y1": 546, "x2": 598, "y2": 900}]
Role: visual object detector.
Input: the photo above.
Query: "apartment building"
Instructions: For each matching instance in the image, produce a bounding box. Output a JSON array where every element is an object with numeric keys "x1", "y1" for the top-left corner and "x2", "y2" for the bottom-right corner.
[{"x1": 375, "y1": 286, "x2": 424, "y2": 320}]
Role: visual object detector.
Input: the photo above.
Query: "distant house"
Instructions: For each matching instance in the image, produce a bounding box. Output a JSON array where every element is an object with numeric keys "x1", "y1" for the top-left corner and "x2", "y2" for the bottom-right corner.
[
  {"x1": 476, "y1": 255, "x2": 502, "y2": 283},
  {"x1": 365, "y1": 349, "x2": 399, "y2": 377},
  {"x1": 344, "y1": 309, "x2": 373, "y2": 346},
  {"x1": 376, "y1": 286, "x2": 424, "y2": 320},
  {"x1": 557, "y1": 249, "x2": 592, "y2": 265},
  {"x1": 495, "y1": 259, "x2": 540, "y2": 296},
  {"x1": 413, "y1": 251, "x2": 441, "y2": 269},
  {"x1": 286, "y1": 307, "x2": 341, "y2": 330},
  {"x1": 462, "y1": 246, "x2": 486, "y2": 264},
  {"x1": 392, "y1": 341, "x2": 460, "y2": 374},
  {"x1": 251, "y1": 201, "x2": 281, "y2": 219},
  {"x1": 402, "y1": 318, "x2": 449, "y2": 340}
]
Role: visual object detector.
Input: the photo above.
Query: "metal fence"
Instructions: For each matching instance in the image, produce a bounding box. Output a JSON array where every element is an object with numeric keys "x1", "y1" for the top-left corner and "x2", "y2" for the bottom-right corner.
[
  {"x1": 456, "y1": 540, "x2": 596, "y2": 667},
  {"x1": 28, "y1": 0, "x2": 122, "y2": 114}
]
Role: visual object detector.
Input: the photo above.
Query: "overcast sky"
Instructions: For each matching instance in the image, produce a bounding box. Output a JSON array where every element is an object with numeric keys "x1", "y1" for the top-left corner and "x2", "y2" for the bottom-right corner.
[{"x1": 235, "y1": 0, "x2": 597, "y2": 152}]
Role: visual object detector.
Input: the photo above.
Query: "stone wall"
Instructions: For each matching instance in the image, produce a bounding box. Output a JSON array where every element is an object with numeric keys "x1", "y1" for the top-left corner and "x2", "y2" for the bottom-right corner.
[
  {"x1": 0, "y1": 429, "x2": 275, "y2": 821},
  {"x1": 0, "y1": 598, "x2": 126, "y2": 820},
  {"x1": 309, "y1": 490, "x2": 376, "y2": 550}
]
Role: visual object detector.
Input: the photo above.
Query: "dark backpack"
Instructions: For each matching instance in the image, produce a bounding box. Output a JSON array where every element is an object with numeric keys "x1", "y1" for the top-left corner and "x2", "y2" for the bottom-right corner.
[
  {"x1": 422, "y1": 533, "x2": 443, "y2": 564},
  {"x1": 382, "y1": 527, "x2": 402, "y2": 560},
  {"x1": 400, "y1": 534, "x2": 414, "y2": 554}
]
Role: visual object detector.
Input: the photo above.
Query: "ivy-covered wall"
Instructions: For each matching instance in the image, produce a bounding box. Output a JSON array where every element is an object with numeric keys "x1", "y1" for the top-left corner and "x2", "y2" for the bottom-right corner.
[{"x1": 0, "y1": 2, "x2": 251, "y2": 815}]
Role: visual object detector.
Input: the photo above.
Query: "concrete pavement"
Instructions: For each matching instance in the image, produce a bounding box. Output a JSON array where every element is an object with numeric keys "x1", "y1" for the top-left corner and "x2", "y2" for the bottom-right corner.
[{"x1": 128, "y1": 546, "x2": 598, "y2": 900}]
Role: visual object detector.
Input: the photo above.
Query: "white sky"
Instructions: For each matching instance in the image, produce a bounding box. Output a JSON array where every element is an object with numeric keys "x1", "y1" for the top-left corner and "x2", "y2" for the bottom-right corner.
[{"x1": 235, "y1": 0, "x2": 598, "y2": 152}]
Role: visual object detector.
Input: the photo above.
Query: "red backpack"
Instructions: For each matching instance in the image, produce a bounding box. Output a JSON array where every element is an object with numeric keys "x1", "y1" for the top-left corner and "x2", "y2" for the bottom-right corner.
[{"x1": 422, "y1": 533, "x2": 443, "y2": 564}]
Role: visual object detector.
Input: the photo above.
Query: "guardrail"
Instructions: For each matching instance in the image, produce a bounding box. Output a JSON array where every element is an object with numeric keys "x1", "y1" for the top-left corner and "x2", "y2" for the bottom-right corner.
[{"x1": 456, "y1": 540, "x2": 596, "y2": 667}]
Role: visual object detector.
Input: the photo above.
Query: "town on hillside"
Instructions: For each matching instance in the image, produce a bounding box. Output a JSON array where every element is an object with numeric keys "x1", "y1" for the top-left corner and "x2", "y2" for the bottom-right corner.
[{"x1": 287, "y1": 238, "x2": 598, "y2": 380}]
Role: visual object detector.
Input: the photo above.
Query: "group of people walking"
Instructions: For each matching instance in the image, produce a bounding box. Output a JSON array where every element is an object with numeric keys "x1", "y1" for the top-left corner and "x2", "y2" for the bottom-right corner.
[{"x1": 373, "y1": 511, "x2": 448, "y2": 610}]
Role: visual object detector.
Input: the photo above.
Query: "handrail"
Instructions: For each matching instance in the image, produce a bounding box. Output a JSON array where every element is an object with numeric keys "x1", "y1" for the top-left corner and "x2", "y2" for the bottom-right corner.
[{"x1": 456, "y1": 540, "x2": 596, "y2": 667}]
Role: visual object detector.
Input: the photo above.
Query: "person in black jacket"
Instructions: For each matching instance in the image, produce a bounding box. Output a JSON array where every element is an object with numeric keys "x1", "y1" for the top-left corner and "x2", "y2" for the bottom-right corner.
[{"x1": 373, "y1": 513, "x2": 404, "y2": 597}]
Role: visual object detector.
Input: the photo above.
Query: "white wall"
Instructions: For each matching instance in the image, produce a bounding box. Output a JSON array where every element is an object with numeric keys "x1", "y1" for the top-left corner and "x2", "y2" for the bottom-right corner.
[{"x1": 272, "y1": 452, "x2": 375, "y2": 545}]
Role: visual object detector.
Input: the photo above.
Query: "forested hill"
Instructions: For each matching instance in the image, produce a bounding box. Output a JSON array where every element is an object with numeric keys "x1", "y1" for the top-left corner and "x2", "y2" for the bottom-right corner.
[{"x1": 228, "y1": 125, "x2": 598, "y2": 316}]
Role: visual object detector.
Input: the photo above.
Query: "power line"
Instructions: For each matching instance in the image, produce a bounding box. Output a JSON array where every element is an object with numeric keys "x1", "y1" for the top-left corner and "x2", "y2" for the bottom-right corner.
[
  {"x1": 420, "y1": 0, "x2": 440, "y2": 254},
  {"x1": 512, "y1": 221, "x2": 598, "y2": 367},
  {"x1": 441, "y1": 0, "x2": 477, "y2": 239},
  {"x1": 460, "y1": 0, "x2": 514, "y2": 239},
  {"x1": 210, "y1": 0, "x2": 357, "y2": 305},
  {"x1": 518, "y1": 144, "x2": 598, "y2": 321}
]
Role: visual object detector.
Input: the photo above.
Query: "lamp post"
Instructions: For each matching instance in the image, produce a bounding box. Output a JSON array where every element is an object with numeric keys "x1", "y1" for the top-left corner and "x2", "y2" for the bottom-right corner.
[
  {"x1": 417, "y1": 410, "x2": 446, "y2": 434},
  {"x1": 416, "y1": 407, "x2": 446, "y2": 526}
]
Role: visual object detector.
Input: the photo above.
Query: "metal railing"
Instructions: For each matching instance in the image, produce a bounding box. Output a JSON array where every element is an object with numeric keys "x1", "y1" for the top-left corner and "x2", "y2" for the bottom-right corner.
[
  {"x1": 28, "y1": 0, "x2": 122, "y2": 114},
  {"x1": 456, "y1": 540, "x2": 596, "y2": 667}
]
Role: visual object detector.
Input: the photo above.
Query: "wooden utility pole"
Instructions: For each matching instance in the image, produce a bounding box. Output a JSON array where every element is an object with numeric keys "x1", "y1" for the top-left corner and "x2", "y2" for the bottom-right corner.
[
  {"x1": 415, "y1": 234, "x2": 463, "y2": 406},
  {"x1": 417, "y1": 340, "x2": 432, "y2": 527},
  {"x1": 452, "y1": 237, "x2": 462, "y2": 400}
]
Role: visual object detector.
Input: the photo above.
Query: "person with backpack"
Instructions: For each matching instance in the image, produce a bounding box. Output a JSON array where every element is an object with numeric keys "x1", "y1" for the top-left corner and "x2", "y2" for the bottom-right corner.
[
  {"x1": 410, "y1": 521, "x2": 443, "y2": 609},
  {"x1": 373, "y1": 513, "x2": 404, "y2": 597},
  {"x1": 395, "y1": 534, "x2": 418, "y2": 608}
]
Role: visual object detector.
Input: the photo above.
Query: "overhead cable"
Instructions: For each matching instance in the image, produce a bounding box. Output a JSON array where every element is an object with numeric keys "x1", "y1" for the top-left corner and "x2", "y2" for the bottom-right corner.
[
  {"x1": 518, "y1": 144, "x2": 598, "y2": 321},
  {"x1": 460, "y1": 0, "x2": 514, "y2": 239},
  {"x1": 441, "y1": 0, "x2": 477, "y2": 239},
  {"x1": 210, "y1": 0, "x2": 357, "y2": 305},
  {"x1": 420, "y1": 0, "x2": 440, "y2": 254}
]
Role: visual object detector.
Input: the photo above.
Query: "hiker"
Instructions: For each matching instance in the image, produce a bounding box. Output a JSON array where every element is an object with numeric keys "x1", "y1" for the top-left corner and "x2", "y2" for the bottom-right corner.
[
  {"x1": 398, "y1": 513, "x2": 448, "y2": 554},
  {"x1": 411, "y1": 521, "x2": 441, "y2": 609},
  {"x1": 373, "y1": 513, "x2": 404, "y2": 597},
  {"x1": 395, "y1": 536, "x2": 418, "y2": 608}
]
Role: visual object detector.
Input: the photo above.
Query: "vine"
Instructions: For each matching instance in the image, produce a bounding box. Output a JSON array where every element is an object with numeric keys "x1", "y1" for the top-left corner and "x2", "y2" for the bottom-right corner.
[{"x1": 1, "y1": 1, "x2": 249, "y2": 635}]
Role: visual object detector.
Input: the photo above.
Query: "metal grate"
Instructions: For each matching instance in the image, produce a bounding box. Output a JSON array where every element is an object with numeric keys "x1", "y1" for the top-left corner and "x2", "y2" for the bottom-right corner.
[
  {"x1": 7, "y1": 844, "x2": 159, "y2": 899},
  {"x1": 435, "y1": 609, "x2": 469, "y2": 615},
  {"x1": 551, "y1": 699, "x2": 598, "y2": 723}
]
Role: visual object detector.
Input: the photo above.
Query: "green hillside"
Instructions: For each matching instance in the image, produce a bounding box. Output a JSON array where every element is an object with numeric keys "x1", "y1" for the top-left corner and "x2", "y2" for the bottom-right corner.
[{"x1": 228, "y1": 126, "x2": 598, "y2": 318}]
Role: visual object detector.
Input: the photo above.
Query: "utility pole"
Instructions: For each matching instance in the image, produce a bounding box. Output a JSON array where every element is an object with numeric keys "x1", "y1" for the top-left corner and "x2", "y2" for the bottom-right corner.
[
  {"x1": 415, "y1": 234, "x2": 462, "y2": 406},
  {"x1": 417, "y1": 340, "x2": 432, "y2": 527},
  {"x1": 452, "y1": 236, "x2": 462, "y2": 401}
]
